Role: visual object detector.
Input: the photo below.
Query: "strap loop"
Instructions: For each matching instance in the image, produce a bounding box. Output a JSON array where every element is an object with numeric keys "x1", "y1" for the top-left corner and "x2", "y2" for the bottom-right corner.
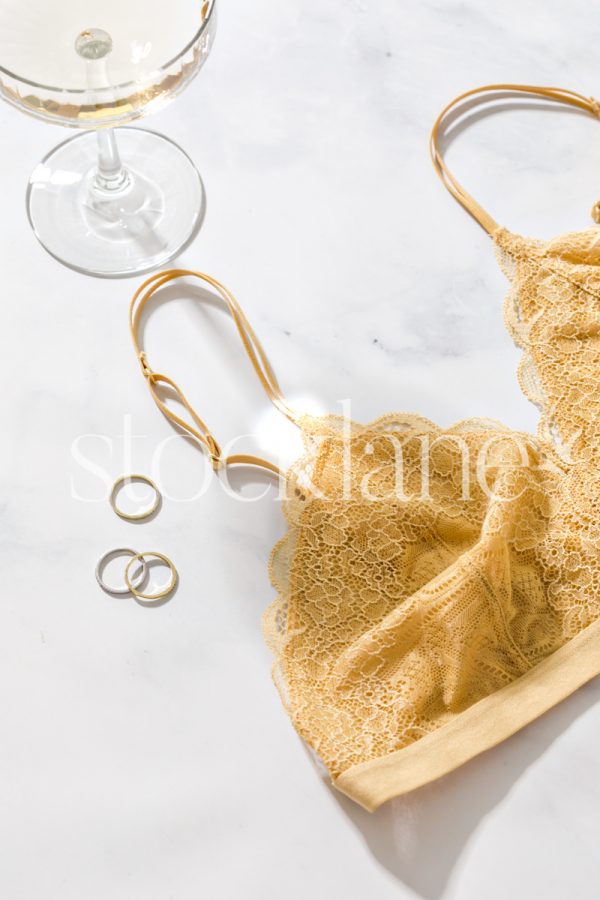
[
  {"x1": 430, "y1": 83, "x2": 600, "y2": 234},
  {"x1": 130, "y1": 269, "x2": 298, "y2": 477},
  {"x1": 138, "y1": 351, "x2": 154, "y2": 380}
]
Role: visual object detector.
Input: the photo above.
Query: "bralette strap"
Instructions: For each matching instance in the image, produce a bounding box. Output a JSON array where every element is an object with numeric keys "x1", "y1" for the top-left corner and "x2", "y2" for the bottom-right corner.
[
  {"x1": 130, "y1": 269, "x2": 298, "y2": 477},
  {"x1": 430, "y1": 83, "x2": 600, "y2": 234}
]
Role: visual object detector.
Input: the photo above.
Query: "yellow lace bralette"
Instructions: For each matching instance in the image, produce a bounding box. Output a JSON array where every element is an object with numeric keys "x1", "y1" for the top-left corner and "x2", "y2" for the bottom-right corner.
[{"x1": 130, "y1": 84, "x2": 600, "y2": 811}]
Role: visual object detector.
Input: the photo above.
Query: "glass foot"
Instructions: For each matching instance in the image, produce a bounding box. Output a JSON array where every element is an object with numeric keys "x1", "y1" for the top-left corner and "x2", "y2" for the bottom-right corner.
[{"x1": 27, "y1": 128, "x2": 205, "y2": 278}]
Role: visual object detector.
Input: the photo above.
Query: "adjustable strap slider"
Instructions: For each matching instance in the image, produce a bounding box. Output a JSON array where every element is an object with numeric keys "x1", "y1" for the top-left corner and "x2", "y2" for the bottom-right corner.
[
  {"x1": 206, "y1": 434, "x2": 223, "y2": 471},
  {"x1": 138, "y1": 352, "x2": 155, "y2": 381}
]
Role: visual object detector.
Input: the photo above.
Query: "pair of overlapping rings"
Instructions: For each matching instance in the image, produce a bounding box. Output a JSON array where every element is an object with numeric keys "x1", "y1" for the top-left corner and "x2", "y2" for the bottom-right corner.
[{"x1": 95, "y1": 549, "x2": 178, "y2": 602}]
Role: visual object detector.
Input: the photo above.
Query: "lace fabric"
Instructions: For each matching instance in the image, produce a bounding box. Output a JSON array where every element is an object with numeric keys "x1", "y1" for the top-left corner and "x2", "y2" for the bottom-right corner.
[
  {"x1": 495, "y1": 226, "x2": 600, "y2": 466},
  {"x1": 262, "y1": 225, "x2": 600, "y2": 804}
]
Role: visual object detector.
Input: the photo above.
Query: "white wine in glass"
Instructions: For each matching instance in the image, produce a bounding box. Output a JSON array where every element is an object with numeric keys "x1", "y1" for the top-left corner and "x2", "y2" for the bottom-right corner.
[{"x1": 0, "y1": 0, "x2": 217, "y2": 277}]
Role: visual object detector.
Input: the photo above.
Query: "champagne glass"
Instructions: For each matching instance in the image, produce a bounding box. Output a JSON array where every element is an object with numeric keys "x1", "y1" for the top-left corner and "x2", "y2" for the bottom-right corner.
[{"x1": 0, "y1": 0, "x2": 217, "y2": 277}]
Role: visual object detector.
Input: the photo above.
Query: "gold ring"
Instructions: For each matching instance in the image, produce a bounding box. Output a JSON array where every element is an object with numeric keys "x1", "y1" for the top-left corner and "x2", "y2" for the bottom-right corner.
[
  {"x1": 124, "y1": 552, "x2": 178, "y2": 601},
  {"x1": 110, "y1": 474, "x2": 161, "y2": 521}
]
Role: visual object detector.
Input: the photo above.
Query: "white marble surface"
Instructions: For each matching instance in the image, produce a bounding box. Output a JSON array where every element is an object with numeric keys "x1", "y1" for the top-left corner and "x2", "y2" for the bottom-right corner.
[{"x1": 2, "y1": 1, "x2": 600, "y2": 897}]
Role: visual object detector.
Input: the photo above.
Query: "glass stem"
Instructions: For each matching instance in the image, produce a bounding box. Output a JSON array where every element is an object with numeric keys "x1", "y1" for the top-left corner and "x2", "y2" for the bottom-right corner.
[{"x1": 94, "y1": 128, "x2": 130, "y2": 193}]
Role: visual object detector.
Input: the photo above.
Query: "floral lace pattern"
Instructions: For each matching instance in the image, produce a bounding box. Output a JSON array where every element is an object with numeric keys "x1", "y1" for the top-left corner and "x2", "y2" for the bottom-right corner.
[
  {"x1": 263, "y1": 228, "x2": 600, "y2": 781},
  {"x1": 495, "y1": 226, "x2": 600, "y2": 464}
]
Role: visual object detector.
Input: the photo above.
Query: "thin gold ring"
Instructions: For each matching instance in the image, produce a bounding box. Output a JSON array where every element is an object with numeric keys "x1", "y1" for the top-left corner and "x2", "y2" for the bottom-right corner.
[
  {"x1": 124, "y1": 552, "x2": 178, "y2": 601},
  {"x1": 110, "y1": 474, "x2": 161, "y2": 521}
]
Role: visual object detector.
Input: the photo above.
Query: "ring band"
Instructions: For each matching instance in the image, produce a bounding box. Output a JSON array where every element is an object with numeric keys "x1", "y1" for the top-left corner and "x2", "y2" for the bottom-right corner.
[
  {"x1": 96, "y1": 548, "x2": 148, "y2": 596},
  {"x1": 124, "y1": 552, "x2": 178, "y2": 601},
  {"x1": 110, "y1": 474, "x2": 161, "y2": 522}
]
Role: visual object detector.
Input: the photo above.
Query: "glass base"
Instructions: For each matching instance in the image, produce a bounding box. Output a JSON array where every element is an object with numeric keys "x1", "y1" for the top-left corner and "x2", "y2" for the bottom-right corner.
[{"x1": 27, "y1": 128, "x2": 205, "y2": 278}]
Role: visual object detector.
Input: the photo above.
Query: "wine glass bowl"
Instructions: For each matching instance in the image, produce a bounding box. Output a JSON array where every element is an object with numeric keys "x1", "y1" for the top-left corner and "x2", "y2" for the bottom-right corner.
[
  {"x1": 0, "y1": 0, "x2": 217, "y2": 276},
  {"x1": 0, "y1": 0, "x2": 216, "y2": 127}
]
